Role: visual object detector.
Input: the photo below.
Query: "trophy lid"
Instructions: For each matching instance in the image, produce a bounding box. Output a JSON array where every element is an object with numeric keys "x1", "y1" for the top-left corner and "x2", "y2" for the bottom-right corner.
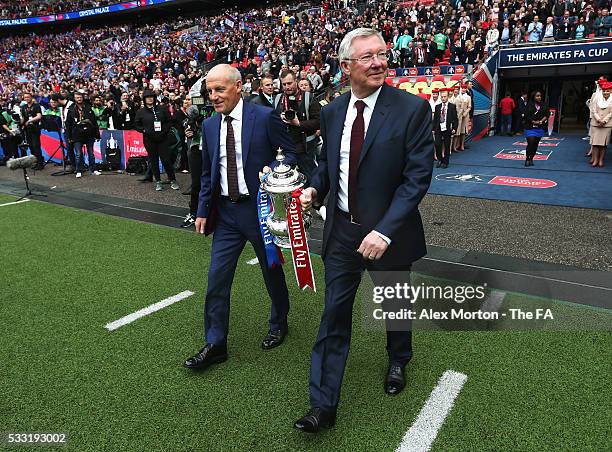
[{"x1": 262, "y1": 148, "x2": 306, "y2": 194}]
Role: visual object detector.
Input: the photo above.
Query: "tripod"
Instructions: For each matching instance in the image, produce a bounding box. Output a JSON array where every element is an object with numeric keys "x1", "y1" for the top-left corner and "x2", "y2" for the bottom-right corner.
[
  {"x1": 41, "y1": 116, "x2": 72, "y2": 176},
  {"x1": 15, "y1": 167, "x2": 47, "y2": 202}
]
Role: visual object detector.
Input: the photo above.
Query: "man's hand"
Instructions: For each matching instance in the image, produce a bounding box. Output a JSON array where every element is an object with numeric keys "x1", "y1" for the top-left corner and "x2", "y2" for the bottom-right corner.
[
  {"x1": 357, "y1": 231, "x2": 389, "y2": 261},
  {"x1": 195, "y1": 217, "x2": 207, "y2": 234},
  {"x1": 280, "y1": 112, "x2": 300, "y2": 127},
  {"x1": 299, "y1": 187, "x2": 317, "y2": 210},
  {"x1": 259, "y1": 165, "x2": 272, "y2": 182},
  {"x1": 185, "y1": 129, "x2": 194, "y2": 138}
]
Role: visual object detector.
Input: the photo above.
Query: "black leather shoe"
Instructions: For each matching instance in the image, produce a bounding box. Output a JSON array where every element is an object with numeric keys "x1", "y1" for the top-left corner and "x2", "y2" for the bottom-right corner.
[
  {"x1": 261, "y1": 328, "x2": 287, "y2": 350},
  {"x1": 385, "y1": 363, "x2": 406, "y2": 396},
  {"x1": 294, "y1": 407, "x2": 336, "y2": 433},
  {"x1": 184, "y1": 344, "x2": 227, "y2": 370}
]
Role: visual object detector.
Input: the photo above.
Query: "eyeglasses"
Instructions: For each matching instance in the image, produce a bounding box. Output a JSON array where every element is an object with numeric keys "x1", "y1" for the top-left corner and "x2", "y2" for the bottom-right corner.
[{"x1": 347, "y1": 51, "x2": 388, "y2": 65}]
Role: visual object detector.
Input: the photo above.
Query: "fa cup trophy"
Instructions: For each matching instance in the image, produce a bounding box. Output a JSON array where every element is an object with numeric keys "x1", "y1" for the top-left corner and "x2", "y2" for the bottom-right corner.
[{"x1": 258, "y1": 148, "x2": 315, "y2": 290}]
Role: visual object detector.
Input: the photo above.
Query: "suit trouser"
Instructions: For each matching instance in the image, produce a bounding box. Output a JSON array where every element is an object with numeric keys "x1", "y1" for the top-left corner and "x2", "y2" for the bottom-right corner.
[
  {"x1": 309, "y1": 211, "x2": 412, "y2": 411},
  {"x1": 434, "y1": 131, "x2": 452, "y2": 164},
  {"x1": 25, "y1": 129, "x2": 43, "y2": 165},
  {"x1": 204, "y1": 198, "x2": 290, "y2": 347},
  {"x1": 187, "y1": 144, "x2": 202, "y2": 216}
]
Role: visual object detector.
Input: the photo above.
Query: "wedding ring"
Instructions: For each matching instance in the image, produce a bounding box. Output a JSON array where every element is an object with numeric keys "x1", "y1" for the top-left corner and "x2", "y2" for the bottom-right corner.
[{"x1": 368, "y1": 254, "x2": 375, "y2": 260}]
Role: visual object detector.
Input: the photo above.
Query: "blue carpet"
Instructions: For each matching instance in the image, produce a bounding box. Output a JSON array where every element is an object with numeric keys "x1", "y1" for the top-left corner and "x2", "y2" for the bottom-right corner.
[{"x1": 429, "y1": 134, "x2": 612, "y2": 210}]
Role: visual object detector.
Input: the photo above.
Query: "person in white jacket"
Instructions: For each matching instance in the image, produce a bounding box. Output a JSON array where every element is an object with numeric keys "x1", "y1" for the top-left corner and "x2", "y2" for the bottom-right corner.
[{"x1": 486, "y1": 25, "x2": 500, "y2": 54}]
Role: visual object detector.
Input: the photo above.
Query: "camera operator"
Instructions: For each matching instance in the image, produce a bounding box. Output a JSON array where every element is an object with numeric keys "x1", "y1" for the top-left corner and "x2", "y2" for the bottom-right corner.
[
  {"x1": 0, "y1": 102, "x2": 20, "y2": 161},
  {"x1": 117, "y1": 92, "x2": 135, "y2": 130},
  {"x1": 274, "y1": 70, "x2": 321, "y2": 184},
  {"x1": 134, "y1": 90, "x2": 179, "y2": 192},
  {"x1": 65, "y1": 90, "x2": 101, "y2": 178},
  {"x1": 180, "y1": 104, "x2": 204, "y2": 228},
  {"x1": 20, "y1": 93, "x2": 44, "y2": 170}
]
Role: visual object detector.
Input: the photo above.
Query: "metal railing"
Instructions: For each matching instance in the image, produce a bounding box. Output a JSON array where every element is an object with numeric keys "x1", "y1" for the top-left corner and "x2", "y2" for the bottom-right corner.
[{"x1": 498, "y1": 35, "x2": 612, "y2": 49}]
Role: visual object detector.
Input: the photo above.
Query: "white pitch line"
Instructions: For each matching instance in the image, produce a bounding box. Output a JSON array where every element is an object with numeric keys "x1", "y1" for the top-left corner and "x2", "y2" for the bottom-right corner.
[
  {"x1": 246, "y1": 257, "x2": 259, "y2": 265},
  {"x1": 105, "y1": 290, "x2": 195, "y2": 331},
  {"x1": 0, "y1": 199, "x2": 30, "y2": 207},
  {"x1": 396, "y1": 370, "x2": 468, "y2": 452}
]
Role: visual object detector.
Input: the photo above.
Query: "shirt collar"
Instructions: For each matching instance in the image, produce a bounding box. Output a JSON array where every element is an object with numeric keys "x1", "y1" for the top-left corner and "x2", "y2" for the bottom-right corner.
[
  {"x1": 350, "y1": 86, "x2": 382, "y2": 112},
  {"x1": 223, "y1": 98, "x2": 243, "y2": 122}
]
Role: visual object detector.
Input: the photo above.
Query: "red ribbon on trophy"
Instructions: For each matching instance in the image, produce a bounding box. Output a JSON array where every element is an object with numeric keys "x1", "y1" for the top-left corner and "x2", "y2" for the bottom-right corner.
[{"x1": 286, "y1": 188, "x2": 316, "y2": 291}]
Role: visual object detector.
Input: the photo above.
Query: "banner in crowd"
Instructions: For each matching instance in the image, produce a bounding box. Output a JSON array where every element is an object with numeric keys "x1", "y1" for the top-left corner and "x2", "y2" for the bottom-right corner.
[
  {"x1": 388, "y1": 65, "x2": 466, "y2": 77},
  {"x1": 0, "y1": 0, "x2": 179, "y2": 27},
  {"x1": 0, "y1": 129, "x2": 148, "y2": 169},
  {"x1": 498, "y1": 40, "x2": 612, "y2": 68}
]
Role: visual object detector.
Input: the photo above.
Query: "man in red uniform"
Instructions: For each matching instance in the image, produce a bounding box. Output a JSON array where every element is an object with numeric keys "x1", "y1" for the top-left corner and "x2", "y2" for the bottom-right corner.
[{"x1": 499, "y1": 93, "x2": 516, "y2": 136}]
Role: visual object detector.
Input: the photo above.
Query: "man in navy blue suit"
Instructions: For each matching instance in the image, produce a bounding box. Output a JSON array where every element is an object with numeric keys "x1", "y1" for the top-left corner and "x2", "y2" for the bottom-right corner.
[
  {"x1": 184, "y1": 65, "x2": 296, "y2": 371},
  {"x1": 294, "y1": 28, "x2": 434, "y2": 432}
]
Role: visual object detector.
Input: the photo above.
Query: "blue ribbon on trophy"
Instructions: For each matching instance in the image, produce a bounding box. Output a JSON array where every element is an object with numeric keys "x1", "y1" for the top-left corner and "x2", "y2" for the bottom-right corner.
[{"x1": 258, "y1": 173, "x2": 285, "y2": 269}]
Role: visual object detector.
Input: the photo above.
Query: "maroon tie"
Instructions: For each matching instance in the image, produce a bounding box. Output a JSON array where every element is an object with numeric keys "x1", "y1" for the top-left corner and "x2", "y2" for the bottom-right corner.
[
  {"x1": 225, "y1": 116, "x2": 240, "y2": 201},
  {"x1": 349, "y1": 100, "x2": 366, "y2": 222}
]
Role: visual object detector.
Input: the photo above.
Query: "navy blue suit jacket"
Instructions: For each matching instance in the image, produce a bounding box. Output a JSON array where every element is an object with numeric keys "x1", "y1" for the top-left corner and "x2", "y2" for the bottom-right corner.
[
  {"x1": 310, "y1": 83, "x2": 434, "y2": 266},
  {"x1": 197, "y1": 100, "x2": 296, "y2": 234}
]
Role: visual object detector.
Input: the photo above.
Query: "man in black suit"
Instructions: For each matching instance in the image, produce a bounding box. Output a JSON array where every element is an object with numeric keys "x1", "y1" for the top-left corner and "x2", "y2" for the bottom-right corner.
[
  {"x1": 250, "y1": 75, "x2": 276, "y2": 108},
  {"x1": 433, "y1": 88, "x2": 458, "y2": 169},
  {"x1": 294, "y1": 28, "x2": 434, "y2": 433}
]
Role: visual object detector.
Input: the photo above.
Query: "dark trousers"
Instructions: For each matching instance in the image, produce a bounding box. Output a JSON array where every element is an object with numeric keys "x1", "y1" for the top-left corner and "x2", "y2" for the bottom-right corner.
[
  {"x1": 204, "y1": 199, "x2": 289, "y2": 346},
  {"x1": 434, "y1": 130, "x2": 452, "y2": 164},
  {"x1": 309, "y1": 211, "x2": 412, "y2": 411},
  {"x1": 187, "y1": 144, "x2": 202, "y2": 216},
  {"x1": 526, "y1": 136, "x2": 541, "y2": 160},
  {"x1": 65, "y1": 140, "x2": 75, "y2": 168},
  {"x1": 74, "y1": 140, "x2": 95, "y2": 173},
  {"x1": 143, "y1": 136, "x2": 175, "y2": 182},
  {"x1": 298, "y1": 138, "x2": 319, "y2": 186},
  {"x1": 25, "y1": 129, "x2": 43, "y2": 165},
  {"x1": 1, "y1": 137, "x2": 19, "y2": 159}
]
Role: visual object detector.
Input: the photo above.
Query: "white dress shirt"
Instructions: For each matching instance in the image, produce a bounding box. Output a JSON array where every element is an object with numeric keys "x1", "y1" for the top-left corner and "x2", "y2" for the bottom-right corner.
[
  {"x1": 219, "y1": 98, "x2": 249, "y2": 196},
  {"x1": 338, "y1": 87, "x2": 391, "y2": 244}
]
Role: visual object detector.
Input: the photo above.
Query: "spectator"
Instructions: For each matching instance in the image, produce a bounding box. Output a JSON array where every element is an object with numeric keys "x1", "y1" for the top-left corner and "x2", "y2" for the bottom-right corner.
[
  {"x1": 499, "y1": 19, "x2": 513, "y2": 45},
  {"x1": 542, "y1": 16, "x2": 557, "y2": 41},
  {"x1": 486, "y1": 24, "x2": 500, "y2": 52},
  {"x1": 574, "y1": 16, "x2": 587, "y2": 39},
  {"x1": 556, "y1": 11, "x2": 575, "y2": 40},
  {"x1": 306, "y1": 66, "x2": 323, "y2": 93},
  {"x1": 593, "y1": 8, "x2": 612, "y2": 37},
  {"x1": 527, "y1": 15, "x2": 543, "y2": 41}
]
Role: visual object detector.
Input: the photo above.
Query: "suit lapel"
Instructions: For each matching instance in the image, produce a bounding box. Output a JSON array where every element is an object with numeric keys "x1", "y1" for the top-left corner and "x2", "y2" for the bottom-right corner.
[
  {"x1": 359, "y1": 84, "x2": 392, "y2": 166},
  {"x1": 210, "y1": 114, "x2": 221, "y2": 164},
  {"x1": 241, "y1": 101, "x2": 254, "y2": 165},
  {"x1": 329, "y1": 93, "x2": 350, "y2": 170}
]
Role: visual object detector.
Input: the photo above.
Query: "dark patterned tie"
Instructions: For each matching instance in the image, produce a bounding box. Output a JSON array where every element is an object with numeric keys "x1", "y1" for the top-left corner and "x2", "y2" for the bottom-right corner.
[
  {"x1": 349, "y1": 100, "x2": 366, "y2": 222},
  {"x1": 225, "y1": 116, "x2": 240, "y2": 201},
  {"x1": 441, "y1": 103, "x2": 446, "y2": 124}
]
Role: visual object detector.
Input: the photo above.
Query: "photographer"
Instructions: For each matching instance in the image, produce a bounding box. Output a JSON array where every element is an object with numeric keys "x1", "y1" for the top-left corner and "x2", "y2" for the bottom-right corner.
[
  {"x1": 274, "y1": 70, "x2": 321, "y2": 184},
  {"x1": 52, "y1": 93, "x2": 76, "y2": 173},
  {"x1": 117, "y1": 92, "x2": 135, "y2": 130},
  {"x1": 180, "y1": 105, "x2": 203, "y2": 228},
  {"x1": 20, "y1": 93, "x2": 44, "y2": 170},
  {"x1": 65, "y1": 91, "x2": 101, "y2": 178},
  {"x1": 0, "y1": 103, "x2": 20, "y2": 161},
  {"x1": 134, "y1": 90, "x2": 179, "y2": 192}
]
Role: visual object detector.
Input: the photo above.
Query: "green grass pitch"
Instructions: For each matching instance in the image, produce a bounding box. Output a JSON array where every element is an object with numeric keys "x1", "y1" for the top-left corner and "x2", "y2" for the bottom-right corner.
[{"x1": 0, "y1": 196, "x2": 610, "y2": 451}]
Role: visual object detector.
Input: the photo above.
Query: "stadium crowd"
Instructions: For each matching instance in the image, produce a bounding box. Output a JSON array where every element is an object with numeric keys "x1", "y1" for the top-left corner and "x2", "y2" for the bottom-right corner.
[
  {"x1": 0, "y1": 1, "x2": 116, "y2": 19},
  {"x1": 1, "y1": 0, "x2": 610, "y2": 188}
]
